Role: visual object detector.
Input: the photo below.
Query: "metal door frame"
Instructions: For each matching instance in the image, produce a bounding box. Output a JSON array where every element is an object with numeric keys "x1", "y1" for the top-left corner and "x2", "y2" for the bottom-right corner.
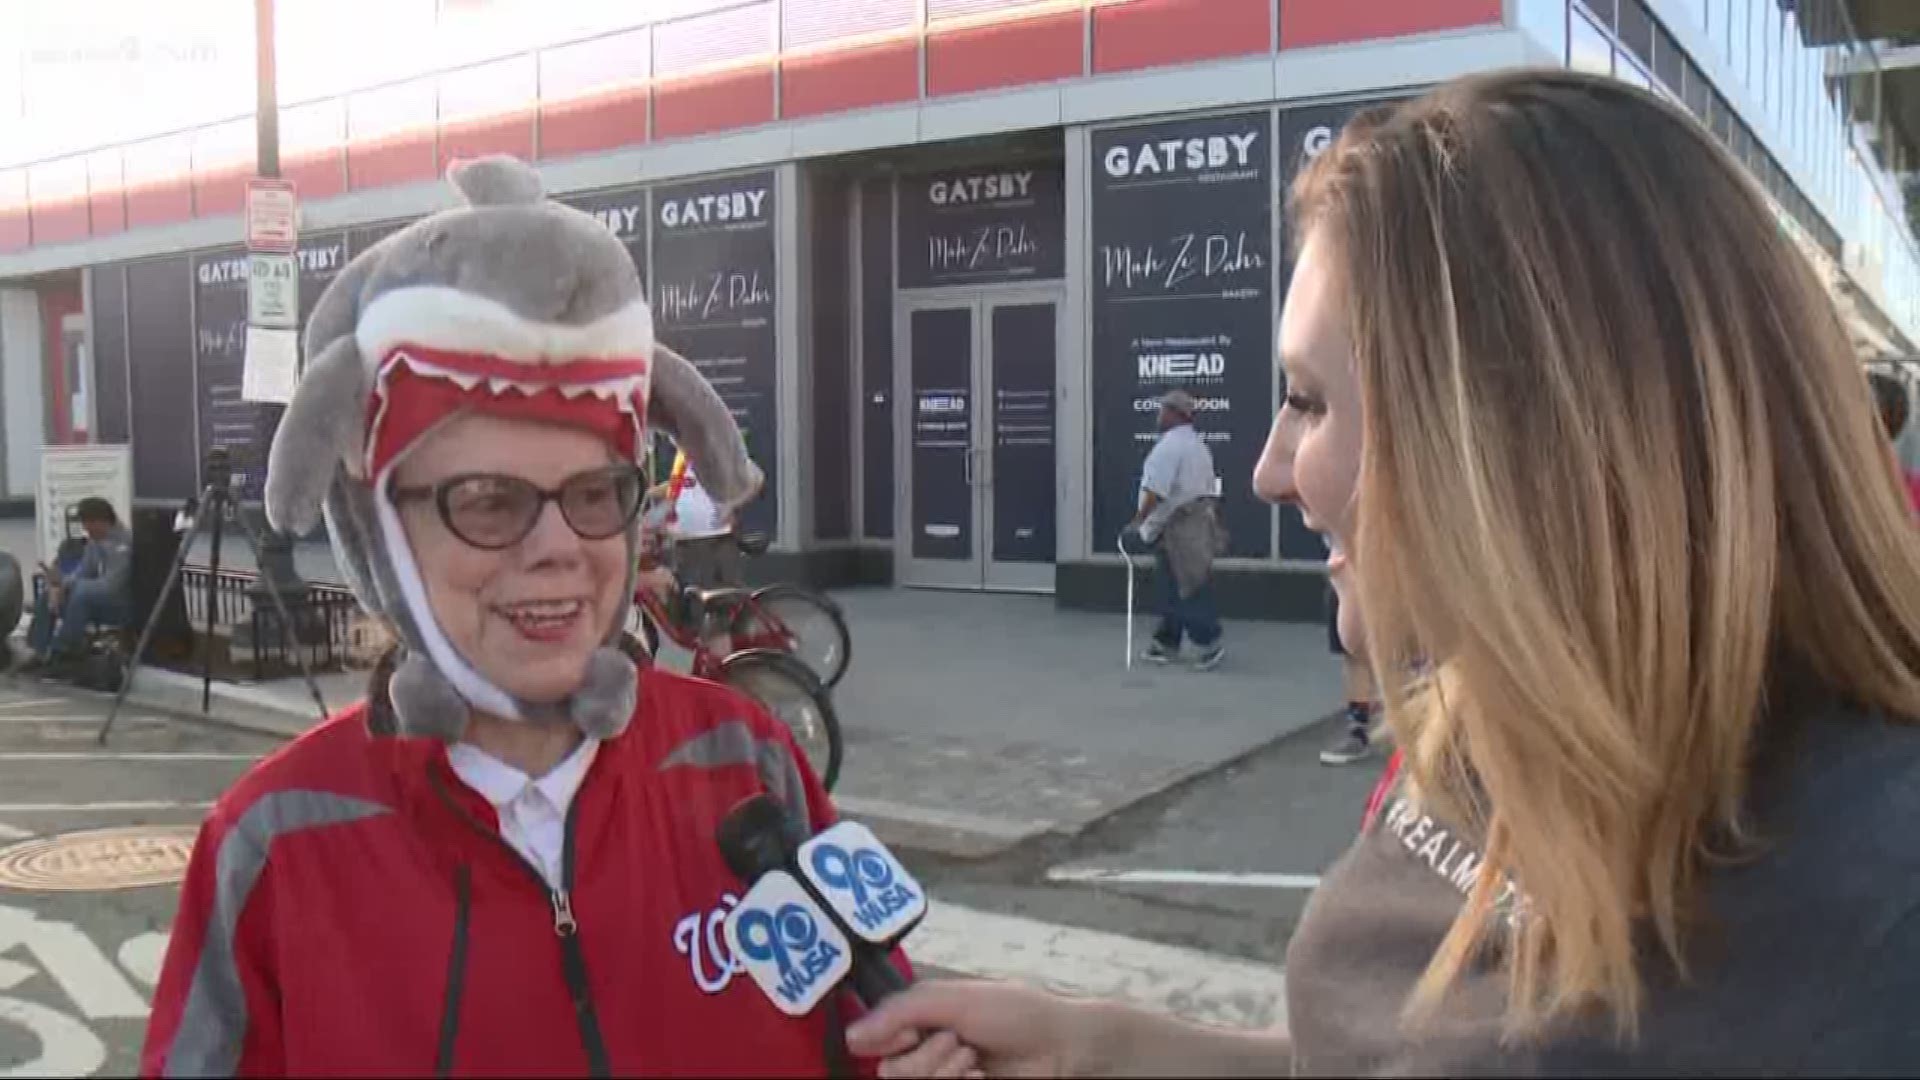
[{"x1": 895, "y1": 285, "x2": 1064, "y2": 592}]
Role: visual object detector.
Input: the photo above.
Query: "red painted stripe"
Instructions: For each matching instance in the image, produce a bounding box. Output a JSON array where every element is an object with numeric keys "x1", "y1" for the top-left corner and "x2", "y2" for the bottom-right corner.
[
  {"x1": 538, "y1": 88, "x2": 650, "y2": 160},
  {"x1": 781, "y1": 37, "x2": 919, "y2": 120},
  {"x1": 653, "y1": 65, "x2": 776, "y2": 141},
  {"x1": 1281, "y1": 0, "x2": 1500, "y2": 49},
  {"x1": 88, "y1": 190, "x2": 125, "y2": 237},
  {"x1": 194, "y1": 166, "x2": 249, "y2": 218},
  {"x1": 349, "y1": 131, "x2": 438, "y2": 191},
  {"x1": 284, "y1": 151, "x2": 346, "y2": 202},
  {"x1": 1093, "y1": 0, "x2": 1271, "y2": 73},
  {"x1": 29, "y1": 199, "x2": 90, "y2": 246},
  {"x1": 87, "y1": 157, "x2": 125, "y2": 236},
  {"x1": 927, "y1": 8, "x2": 1084, "y2": 97},
  {"x1": 439, "y1": 111, "x2": 536, "y2": 173},
  {"x1": 125, "y1": 181, "x2": 194, "y2": 229}
]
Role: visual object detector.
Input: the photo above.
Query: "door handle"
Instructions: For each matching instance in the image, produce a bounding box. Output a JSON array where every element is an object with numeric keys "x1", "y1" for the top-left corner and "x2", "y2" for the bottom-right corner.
[{"x1": 964, "y1": 448, "x2": 974, "y2": 485}]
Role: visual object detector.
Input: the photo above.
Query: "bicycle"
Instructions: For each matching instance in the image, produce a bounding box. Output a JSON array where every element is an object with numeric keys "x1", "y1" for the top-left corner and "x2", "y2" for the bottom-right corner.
[{"x1": 633, "y1": 531, "x2": 846, "y2": 790}]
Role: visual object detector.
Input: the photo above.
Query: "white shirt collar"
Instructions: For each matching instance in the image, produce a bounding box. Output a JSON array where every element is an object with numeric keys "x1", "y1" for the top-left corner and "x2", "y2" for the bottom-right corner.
[{"x1": 448, "y1": 737, "x2": 600, "y2": 811}]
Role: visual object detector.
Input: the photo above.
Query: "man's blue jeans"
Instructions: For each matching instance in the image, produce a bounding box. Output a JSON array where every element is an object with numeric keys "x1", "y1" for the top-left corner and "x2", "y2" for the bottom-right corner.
[
  {"x1": 28, "y1": 580, "x2": 129, "y2": 657},
  {"x1": 1152, "y1": 547, "x2": 1221, "y2": 650}
]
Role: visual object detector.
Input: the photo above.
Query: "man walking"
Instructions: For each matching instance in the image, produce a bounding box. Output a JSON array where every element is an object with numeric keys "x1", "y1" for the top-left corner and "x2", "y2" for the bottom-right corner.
[{"x1": 1127, "y1": 390, "x2": 1225, "y2": 669}]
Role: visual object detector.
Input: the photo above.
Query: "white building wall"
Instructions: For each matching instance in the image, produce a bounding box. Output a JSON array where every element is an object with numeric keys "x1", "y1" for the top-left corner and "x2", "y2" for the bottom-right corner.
[{"x1": 0, "y1": 288, "x2": 43, "y2": 497}]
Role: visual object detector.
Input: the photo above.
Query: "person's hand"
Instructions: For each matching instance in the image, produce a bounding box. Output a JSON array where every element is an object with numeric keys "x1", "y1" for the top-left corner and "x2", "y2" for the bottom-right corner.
[{"x1": 846, "y1": 979, "x2": 1095, "y2": 1079}]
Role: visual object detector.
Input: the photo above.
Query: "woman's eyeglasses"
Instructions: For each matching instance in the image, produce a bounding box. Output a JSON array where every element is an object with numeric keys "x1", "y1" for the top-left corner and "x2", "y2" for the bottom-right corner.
[{"x1": 390, "y1": 465, "x2": 644, "y2": 550}]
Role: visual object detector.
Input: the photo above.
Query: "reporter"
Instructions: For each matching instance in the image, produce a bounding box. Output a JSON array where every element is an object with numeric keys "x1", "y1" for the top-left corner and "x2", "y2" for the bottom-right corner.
[{"x1": 853, "y1": 68, "x2": 1920, "y2": 1076}]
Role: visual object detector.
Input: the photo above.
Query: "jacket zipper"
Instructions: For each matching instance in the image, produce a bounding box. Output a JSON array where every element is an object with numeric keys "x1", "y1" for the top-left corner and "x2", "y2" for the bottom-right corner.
[
  {"x1": 427, "y1": 768, "x2": 611, "y2": 1076},
  {"x1": 435, "y1": 866, "x2": 473, "y2": 1078}
]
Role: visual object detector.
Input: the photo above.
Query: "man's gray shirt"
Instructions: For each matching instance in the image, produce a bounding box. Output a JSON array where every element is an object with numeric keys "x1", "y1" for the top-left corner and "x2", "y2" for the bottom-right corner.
[{"x1": 1137, "y1": 423, "x2": 1215, "y2": 543}]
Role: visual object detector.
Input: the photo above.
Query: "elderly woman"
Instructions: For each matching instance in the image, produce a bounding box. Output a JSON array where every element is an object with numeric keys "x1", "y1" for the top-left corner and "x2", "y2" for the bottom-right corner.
[
  {"x1": 849, "y1": 70, "x2": 1920, "y2": 1075},
  {"x1": 142, "y1": 158, "x2": 890, "y2": 1077}
]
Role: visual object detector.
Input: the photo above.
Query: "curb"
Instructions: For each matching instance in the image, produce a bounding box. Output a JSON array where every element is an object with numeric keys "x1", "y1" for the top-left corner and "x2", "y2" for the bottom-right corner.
[{"x1": 98, "y1": 669, "x2": 325, "y2": 743}]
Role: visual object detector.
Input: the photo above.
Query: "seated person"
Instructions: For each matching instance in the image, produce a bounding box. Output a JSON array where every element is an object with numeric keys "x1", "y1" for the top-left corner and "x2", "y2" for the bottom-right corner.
[{"x1": 23, "y1": 497, "x2": 132, "y2": 672}]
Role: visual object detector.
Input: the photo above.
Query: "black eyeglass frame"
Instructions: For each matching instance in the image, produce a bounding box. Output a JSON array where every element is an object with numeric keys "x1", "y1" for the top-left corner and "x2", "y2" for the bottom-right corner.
[{"x1": 389, "y1": 463, "x2": 645, "y2": 551}]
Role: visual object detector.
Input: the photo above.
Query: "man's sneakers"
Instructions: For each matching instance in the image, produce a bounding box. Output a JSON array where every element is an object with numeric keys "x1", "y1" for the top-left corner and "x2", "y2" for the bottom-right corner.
[
  {"x1": 1319, "y1": 728, "x2": 1371, "y2": 765},
  {"x1": 1320, "y1": 702, "x2": 1378, "y2": 765},
  {"x1": 1141, "y1": 640, "x2": 1226, "y2": 670}
]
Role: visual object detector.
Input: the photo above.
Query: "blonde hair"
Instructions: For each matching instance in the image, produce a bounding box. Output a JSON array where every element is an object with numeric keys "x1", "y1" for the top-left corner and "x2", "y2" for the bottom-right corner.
[{"x1": 1292, "y1": 69, "x2": 1920, "y2": 1038}]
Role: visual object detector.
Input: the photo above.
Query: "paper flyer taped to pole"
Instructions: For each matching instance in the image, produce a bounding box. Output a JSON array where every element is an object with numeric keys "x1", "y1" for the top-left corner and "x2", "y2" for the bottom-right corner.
[{"x1": 241, "y1": 327, "x2": 300, "y2": 404}]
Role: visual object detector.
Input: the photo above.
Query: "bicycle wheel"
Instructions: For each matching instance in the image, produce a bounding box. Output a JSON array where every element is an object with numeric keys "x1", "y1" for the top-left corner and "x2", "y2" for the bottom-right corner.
[
  {"x1": 731, "y1": 586, "x2": 852, "y2": 689},
  {"x1": 718, "y1": 649, "x2": 844, "y2": 791}
]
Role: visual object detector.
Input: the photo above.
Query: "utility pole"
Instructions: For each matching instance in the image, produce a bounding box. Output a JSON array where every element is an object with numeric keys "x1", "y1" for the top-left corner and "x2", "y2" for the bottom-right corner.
[{"x1": 247, "y1": 0, "x2": 309, "y2": 608}]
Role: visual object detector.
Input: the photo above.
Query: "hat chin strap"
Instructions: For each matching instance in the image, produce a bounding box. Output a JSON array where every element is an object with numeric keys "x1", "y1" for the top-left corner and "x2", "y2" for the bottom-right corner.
[{"x1": 373, "y1": 467, "x2": 529, "y2": 725}]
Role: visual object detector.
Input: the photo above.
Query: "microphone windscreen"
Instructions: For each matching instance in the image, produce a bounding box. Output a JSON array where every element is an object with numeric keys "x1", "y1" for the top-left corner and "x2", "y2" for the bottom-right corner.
[{"x1": 716, "y1": 794, "x2": 796, "y2": 882}]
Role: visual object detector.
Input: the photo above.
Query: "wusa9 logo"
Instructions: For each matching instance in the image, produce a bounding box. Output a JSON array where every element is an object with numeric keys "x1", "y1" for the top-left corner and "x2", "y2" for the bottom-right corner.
[
  {"x1": 801, "y1": 823, "x2": 926, "y2": 943},
  {"x1": 724, "y1": 871, "x2": 852, "y2": 1016}
]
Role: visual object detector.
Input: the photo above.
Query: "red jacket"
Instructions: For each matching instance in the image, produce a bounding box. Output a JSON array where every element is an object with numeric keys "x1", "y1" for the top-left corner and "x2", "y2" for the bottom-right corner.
[{"x1": 143, "y1": 665, "x2": 888, "y2": 1077}]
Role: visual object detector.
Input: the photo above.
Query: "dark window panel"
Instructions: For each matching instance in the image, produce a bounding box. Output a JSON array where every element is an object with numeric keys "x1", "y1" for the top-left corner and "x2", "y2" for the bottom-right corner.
[
  {"x1": 1683, "y1": 58, "x2": 1711, "y2": 121},
  {"x1": 1711, "y1": 91, "x2": 1735, "y2": 144},
  {"x1": 1618, "y1": 0, "x2": 1654, "y2": 66},
  {"x1": 859, "y1": 177, "x2": 894, "y2": 541},
  {"x1": 1581, "y1": 0, "x2": 1618, "y2": 31},
  {"x1": 1653, "y1": 22, "x2": 1683, "y2": 92},
  {"x1": 810, "y1": 174, "x2": 853, "y2": 542}
]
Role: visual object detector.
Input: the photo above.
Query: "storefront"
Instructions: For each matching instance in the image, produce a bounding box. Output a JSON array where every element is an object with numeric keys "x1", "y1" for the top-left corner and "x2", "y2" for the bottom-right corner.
[{"x1": 5, "y1": 1, "x2": 1914, "y2": 620}]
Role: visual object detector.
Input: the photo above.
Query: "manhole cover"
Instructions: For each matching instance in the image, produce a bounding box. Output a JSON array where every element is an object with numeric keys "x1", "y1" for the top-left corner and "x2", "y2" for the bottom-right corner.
[{"x1": 0, "y1": 825, "x2": 198, "y2": 892}]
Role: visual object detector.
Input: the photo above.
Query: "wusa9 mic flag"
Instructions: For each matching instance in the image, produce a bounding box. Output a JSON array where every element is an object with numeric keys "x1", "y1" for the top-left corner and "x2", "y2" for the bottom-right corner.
[{"x1": 1090, "y1": 110, "x2": 1274, "y2": 558}]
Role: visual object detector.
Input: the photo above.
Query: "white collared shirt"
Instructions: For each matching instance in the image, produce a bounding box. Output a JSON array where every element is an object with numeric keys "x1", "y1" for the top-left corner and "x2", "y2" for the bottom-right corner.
[{"x1": 447, "y1": 738, "x2": 600, "y2": 890}]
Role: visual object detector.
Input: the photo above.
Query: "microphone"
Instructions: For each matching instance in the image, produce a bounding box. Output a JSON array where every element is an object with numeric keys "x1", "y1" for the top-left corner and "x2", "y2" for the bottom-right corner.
[{"x1": 717, "y1": 796, "x2": 922, "y2": 1014}]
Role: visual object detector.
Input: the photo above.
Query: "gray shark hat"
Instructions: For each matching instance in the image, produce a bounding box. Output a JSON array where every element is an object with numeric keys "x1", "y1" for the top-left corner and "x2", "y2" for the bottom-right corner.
[{"x1": 264, "y1": 155, "x2": 763, "y2": 742}]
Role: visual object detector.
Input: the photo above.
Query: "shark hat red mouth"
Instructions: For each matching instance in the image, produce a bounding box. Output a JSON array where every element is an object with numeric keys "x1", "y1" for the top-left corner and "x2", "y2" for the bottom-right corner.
[
  {"x1": 366, "y1": 348, "x2": 649, "y2": 483},
  {"x1": 353, "y1": 285, "x2": 655, "y2": 481}
]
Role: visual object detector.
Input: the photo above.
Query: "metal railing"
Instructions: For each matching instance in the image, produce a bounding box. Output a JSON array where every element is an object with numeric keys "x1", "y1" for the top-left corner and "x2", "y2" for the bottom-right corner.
[{"x1": 179, "y1": 567, "x2": 361, "y2": 681}]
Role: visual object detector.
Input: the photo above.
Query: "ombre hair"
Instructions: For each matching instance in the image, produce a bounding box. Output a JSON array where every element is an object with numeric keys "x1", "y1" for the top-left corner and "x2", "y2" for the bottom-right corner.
[{"x1": 1292, "y1": 68, "x2": 1920, "y2": 1037}]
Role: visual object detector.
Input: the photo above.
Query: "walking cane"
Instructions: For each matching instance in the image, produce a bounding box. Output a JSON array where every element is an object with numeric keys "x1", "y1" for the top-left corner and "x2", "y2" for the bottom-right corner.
[{"x1": 1118, "y1": 531, "x2": 1135, "y2": 671}]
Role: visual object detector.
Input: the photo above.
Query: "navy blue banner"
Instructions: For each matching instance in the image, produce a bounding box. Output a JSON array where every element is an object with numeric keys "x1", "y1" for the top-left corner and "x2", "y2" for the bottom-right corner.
[
  {"x1": 1090, "y1": 110, "x2": 1274, "y2": 559},
  {"x1": 909, "y1": 307, "x2": 974, "y2": 561},
  {"x1": 650, "y1": 171, "x2": 780, "y2": 538},
  {"x1": 561, "y1": 186, "x2": 651, "y2": 292},
  {"x1": 989, "y1": 302, "x2": 1056, "y2": 563},
  {"x1": 193, "y1": 236, "x2": 347, "y2": 501},
  {"x1": 897, "y1": 162, "x2": 1065, "y2": 289}
]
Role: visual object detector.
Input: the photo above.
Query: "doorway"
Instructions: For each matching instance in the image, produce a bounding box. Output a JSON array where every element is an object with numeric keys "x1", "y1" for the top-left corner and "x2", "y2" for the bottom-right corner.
[{"x1": 897, "y1": 290, "x2": 1060, "y2": 592}]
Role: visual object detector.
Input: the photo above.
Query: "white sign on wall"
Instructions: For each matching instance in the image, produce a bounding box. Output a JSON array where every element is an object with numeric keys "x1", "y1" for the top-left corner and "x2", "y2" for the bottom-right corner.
[{"x1": 36, "y1": 445, "x2": 133, "y2": 569}]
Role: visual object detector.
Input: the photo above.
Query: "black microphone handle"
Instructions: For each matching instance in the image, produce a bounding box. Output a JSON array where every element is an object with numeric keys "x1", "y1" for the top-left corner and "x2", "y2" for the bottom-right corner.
[{"x1": 844, "y1": 939, "x2": 912, "y2": 1008}]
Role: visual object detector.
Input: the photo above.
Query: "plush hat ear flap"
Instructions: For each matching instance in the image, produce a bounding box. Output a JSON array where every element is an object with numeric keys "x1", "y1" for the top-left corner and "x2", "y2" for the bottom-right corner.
[
  {"x1": 266, "y1": 335, "x2": 368, "y2": 537},
  {"x1": 648, "y1": 342, "x2": 765, "y2": 514}
]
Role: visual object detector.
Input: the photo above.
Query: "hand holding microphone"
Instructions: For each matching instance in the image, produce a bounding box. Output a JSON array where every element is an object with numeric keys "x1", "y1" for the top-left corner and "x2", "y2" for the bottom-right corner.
[{"x1": 716, "y1": 796, "x2": 984, "y2": 1077}]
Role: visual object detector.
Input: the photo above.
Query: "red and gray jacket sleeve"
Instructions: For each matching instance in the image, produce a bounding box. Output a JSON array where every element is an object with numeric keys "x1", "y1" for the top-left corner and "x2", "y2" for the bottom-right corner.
[{"x1": 141, "y1": 790, "x2": 390, "y2": 1077}]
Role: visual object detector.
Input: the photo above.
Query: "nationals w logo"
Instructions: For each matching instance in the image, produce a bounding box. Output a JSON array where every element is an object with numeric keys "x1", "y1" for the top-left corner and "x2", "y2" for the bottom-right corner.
[{"x1": 673, "y1": 893, "x2": 746, "y2": 994}]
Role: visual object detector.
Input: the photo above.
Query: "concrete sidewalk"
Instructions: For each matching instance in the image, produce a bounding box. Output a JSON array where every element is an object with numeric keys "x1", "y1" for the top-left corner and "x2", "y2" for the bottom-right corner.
[{"x1": 0, "y1": 521, "x2": 1342, "y2": 857}]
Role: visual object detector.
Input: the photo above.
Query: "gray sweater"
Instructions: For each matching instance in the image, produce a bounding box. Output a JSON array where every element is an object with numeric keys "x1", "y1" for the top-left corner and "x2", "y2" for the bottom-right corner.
[{"x1": 1285, "y1": 698, "x2": 1920, "y2": 1076}]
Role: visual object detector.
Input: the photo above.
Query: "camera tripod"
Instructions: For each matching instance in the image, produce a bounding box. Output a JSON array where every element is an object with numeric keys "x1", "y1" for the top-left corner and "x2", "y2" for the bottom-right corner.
[{"x1": 96, "y1": 447, "x2": 329, "y2": 745}]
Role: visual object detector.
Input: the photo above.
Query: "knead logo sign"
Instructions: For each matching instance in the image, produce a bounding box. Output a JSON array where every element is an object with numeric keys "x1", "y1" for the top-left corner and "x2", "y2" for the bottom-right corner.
[{"x1": 724, "y1": 871, "x2": 852, "y2": 1016}]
